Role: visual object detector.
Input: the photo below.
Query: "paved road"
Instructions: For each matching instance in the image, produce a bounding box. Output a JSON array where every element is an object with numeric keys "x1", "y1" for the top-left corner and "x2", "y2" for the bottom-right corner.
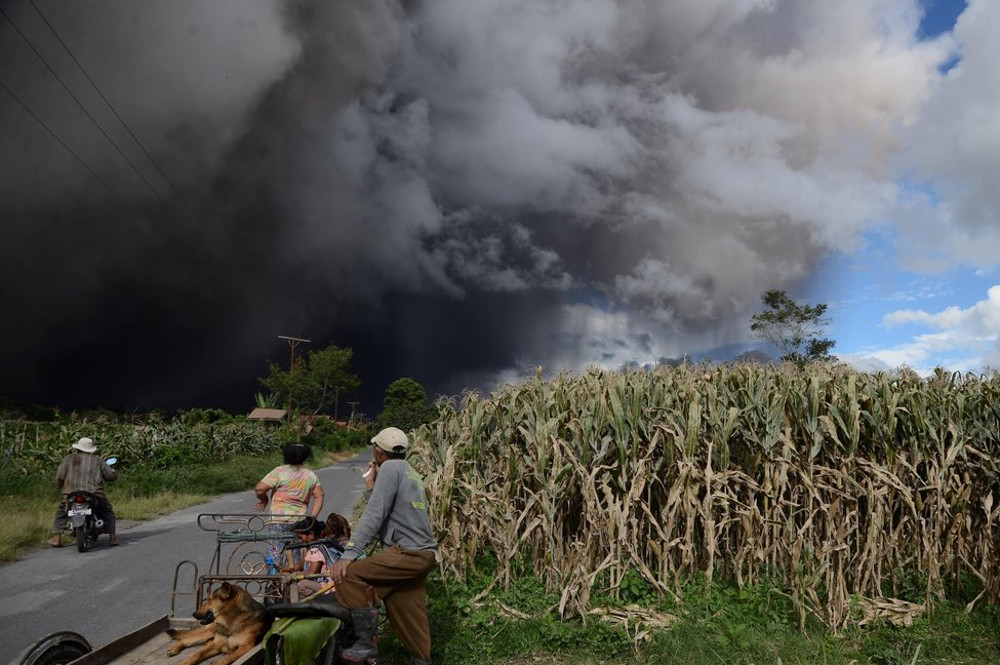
[{"x1": 0, "y1": 452, "x2": 371, "y2": 665}]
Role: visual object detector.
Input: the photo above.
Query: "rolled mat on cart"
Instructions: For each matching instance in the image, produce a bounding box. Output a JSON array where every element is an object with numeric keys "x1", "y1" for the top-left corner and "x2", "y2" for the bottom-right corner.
[{"x1": 263, "y1": 617, "x2": 341, "y2": 665}]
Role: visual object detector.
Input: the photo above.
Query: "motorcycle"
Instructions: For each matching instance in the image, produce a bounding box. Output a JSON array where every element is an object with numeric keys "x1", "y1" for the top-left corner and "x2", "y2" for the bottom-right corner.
[{"x1": 63, "y1": 457, "x2": 117, "y2": 553}]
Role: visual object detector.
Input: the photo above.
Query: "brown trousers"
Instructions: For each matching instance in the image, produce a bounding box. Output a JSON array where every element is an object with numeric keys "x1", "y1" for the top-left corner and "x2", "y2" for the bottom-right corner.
[{"x1": 335, "y1": 545, "x2": 437, "y2": 662}]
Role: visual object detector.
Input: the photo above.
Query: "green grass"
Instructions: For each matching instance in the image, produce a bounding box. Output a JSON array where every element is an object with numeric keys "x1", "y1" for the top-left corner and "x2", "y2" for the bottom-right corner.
[{"x1": 368, "y1": 558, "x2": 1000, "y2": 665}]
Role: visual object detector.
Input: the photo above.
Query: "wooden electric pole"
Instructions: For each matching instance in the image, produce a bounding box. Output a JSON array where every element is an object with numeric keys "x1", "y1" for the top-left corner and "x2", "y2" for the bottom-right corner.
[
  {"x1": 277, "y1": 335, "x2": 311, "y2": 371},
  {"x1": 277, "y1": 335, "x2": 310, "y2": 413}
]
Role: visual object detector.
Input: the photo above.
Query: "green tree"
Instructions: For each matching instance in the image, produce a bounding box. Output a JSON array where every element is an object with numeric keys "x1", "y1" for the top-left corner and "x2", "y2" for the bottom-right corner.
[
  {"x1": 259, "y1": 344, "x2": 360, "y2": 416},
  {"x1": 375, "y1": 377, "x2": 436, "y2": 433},
  {"x1": 750, "y1": 289, "x2": 835, "y2": 365}
]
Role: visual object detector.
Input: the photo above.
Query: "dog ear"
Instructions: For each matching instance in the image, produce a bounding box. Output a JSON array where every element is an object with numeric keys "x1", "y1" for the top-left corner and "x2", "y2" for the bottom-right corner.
[{"x1": 218, "y1": 582, "x2": 233, "y2": 599}]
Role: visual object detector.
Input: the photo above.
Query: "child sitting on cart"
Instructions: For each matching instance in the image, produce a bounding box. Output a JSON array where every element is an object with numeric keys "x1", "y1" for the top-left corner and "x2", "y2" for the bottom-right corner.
[
  {"x1": 285, "y1": 516, "x2": 349, "y2": 597},
  {"x1": 321, "y1": 512, "x2": 351, "y2": 551}
]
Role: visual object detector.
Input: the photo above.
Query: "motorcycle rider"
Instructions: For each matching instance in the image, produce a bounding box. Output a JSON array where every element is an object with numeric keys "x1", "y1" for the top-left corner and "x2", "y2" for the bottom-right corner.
[{"x1": 48, "y1": 437, "x2": 118, "y2": 547}]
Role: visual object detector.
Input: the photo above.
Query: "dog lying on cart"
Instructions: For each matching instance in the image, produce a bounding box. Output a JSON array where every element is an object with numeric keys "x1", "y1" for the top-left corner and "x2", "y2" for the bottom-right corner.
[{"x1": 13, "y1": 514, "x2": 366, "y2": 665}]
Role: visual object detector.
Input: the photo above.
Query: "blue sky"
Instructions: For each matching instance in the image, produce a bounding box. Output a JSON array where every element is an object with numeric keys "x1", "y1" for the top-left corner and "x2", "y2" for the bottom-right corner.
[
  {"x1": 919, "y1": 0, "x2": 967, "y2": 37},
  {"x1": 816, "y1": 231, "x2": 999, "y2": 374},
  {"x1": 802, "y1": 1, "x2": 1000, "y2": 375}
]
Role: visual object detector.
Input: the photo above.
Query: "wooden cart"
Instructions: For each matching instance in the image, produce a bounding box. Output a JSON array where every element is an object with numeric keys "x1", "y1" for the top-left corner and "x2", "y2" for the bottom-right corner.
[{"x1": 12, "y1": 514, "x2": 330, "y2": 665}]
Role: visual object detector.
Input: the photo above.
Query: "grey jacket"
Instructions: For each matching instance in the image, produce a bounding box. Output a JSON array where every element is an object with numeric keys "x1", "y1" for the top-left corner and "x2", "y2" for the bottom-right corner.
[{"x1": 343, "y1": 459, "x2": 438, "y2": 560}]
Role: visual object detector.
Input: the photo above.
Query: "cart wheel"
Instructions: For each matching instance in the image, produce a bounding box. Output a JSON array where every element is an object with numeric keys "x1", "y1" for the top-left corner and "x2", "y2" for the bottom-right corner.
[{"x1": 12, "y1": 631, "x2": 91, "y2": 665}]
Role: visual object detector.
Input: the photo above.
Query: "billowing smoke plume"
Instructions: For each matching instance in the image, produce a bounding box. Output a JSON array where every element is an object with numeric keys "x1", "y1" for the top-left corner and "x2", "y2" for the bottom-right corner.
[{"x1": 0, "y1": 0, "x2": 970, "y2": 410}]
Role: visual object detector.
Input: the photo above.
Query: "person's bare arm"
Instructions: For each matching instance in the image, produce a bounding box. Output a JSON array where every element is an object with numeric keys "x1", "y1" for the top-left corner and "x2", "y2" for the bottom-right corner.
[
  {"x1": 310, "y1": 484, "x2": 325, "y2": 518},
  {"x1": 254, "y1": 481, "x2": 272, "y2": 512}
]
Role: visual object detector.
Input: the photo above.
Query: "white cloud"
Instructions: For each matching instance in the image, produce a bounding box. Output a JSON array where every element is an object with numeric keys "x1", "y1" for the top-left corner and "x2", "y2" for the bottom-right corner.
[
  {"x1": 892, "y1": 0, "x2": 1000, "y2": 270},
  {"x1": 884, "y1": 284, "x2": 1000, "y2": 334},
  {"x1": 849, "y1": 284, "x2": 1000, "y2": 373},
  {"x1": 841, "y1": 336, "x2": 994, "y2": 376}
]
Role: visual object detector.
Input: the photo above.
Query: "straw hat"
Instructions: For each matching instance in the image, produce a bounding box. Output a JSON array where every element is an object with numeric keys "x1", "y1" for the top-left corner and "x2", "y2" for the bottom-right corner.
[{"x1": 72, "y1": 437, "x2": 97, "y2": 454}]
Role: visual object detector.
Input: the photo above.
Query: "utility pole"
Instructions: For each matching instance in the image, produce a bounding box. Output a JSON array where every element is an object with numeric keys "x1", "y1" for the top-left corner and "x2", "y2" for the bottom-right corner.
[
  {"x1": 277, "y1": 335, "x2": 311, "y2": 371},
  {"x1": 277, "y1": 335, "x2": 310, "y2": 414}
]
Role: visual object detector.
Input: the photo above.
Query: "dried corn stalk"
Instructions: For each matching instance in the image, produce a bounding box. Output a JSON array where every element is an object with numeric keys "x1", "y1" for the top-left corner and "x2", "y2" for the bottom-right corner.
[{"x1": 408, "y1": 364, "x2": 1000, "y2": 629}]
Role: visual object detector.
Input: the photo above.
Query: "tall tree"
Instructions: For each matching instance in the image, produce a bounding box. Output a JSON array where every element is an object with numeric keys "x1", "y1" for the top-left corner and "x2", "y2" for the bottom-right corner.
[
  {"x1": 750, "y1": 289, "x2": 835, "y2": 365},
  {"x1": 375, "y1": 377, "x2": 436, "y2": 433},
  {"x1": 259, "y1": 344, "x2": 360, "y2": 416}
]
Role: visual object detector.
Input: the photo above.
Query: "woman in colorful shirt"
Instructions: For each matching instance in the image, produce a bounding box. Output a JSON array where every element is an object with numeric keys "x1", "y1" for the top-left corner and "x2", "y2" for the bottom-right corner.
[{"x1": 254, "y1": 442, "x2": 324, "y2": 568}]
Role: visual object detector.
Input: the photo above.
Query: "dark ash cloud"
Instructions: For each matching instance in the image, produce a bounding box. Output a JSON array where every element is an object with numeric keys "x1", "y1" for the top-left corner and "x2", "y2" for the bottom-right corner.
[{"x1": 0, "y1": 0, "x2": 954, "y2": 411}]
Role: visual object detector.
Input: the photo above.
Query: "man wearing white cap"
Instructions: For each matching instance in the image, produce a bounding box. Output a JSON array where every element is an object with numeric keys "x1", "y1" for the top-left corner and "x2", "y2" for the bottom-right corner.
[
  {"x1": 48, "y1": 437, "x2": 119, "y2": 547},
  {"x1": 326, "y1": 426, "x2": 438, "y2": 665}
]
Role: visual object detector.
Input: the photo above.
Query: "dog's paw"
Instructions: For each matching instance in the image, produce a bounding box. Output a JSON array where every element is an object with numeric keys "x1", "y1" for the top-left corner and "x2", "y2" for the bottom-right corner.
[{"x1": 166, "y1": 644, "x2": 183, "y2": 656}]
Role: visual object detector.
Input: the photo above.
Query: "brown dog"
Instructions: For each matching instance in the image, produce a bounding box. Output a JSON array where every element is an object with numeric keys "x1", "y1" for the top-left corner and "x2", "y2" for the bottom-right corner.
[{"x1": 166, "y1": 582, "x2": 272, "y2": 665}]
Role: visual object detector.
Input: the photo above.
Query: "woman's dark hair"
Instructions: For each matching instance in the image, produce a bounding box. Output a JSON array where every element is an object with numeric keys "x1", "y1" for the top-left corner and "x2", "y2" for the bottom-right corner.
[
  {"x1": 322, "y1": 513, "x2": 351, "y2": 544},
  {"x1": 283, "y1": 442, "x2": 312, "y2": 465},
  {"x1": 291, "y1": 517, "x2": 323, "y2": 536}
]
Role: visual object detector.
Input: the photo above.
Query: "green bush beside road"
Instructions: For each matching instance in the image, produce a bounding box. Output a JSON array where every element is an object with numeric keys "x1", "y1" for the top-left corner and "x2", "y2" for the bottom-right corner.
[{"x1": 1, "y1": 412, "x2": 291, "y2": 474}]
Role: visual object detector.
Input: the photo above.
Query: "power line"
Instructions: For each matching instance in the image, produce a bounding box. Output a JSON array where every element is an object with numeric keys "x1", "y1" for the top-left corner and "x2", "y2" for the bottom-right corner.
[
  {"x1": 0, "y1": 76, "x2": 134, "y2": 210},
  {"x1": 28, "y1": 0, "x2": 203, "y2": 222},
  {"x1": 0, "y1": 6, "x2": 173, "y2": 211}
]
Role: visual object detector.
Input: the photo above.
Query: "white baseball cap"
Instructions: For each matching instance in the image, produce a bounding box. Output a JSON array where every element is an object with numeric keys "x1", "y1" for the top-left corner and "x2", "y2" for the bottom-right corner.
[{"x1": 371, "y1": 427, "x2": 409, "y2": 453}]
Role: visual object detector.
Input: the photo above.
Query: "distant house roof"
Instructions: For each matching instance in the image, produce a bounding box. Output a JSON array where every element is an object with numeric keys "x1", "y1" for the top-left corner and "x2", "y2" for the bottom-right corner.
[
  {"x1": 248, "y1": 408, "x2": 287, "y2": 421},
  {"x1": 295, "y1": 414, "x2": 349, "y2": 433}
]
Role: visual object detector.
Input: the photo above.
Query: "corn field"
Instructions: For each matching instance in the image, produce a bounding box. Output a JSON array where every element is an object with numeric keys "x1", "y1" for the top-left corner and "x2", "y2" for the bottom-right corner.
[
  {"x1": 0, "y1": 417, "x2": 286, "y2": 474},
  {"x1": 411, "y1": 363, "x2": 1000, "y2": 629}
]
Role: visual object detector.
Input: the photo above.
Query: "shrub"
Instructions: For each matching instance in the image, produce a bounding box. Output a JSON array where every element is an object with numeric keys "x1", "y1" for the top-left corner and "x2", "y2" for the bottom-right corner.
[{"x1": 303, "y1": 423, "x2": 371, "y2": 452}]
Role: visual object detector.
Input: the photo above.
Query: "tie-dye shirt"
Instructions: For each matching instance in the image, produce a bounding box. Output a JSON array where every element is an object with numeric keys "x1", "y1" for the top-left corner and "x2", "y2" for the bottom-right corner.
[{"x1": 261, "y1": 465, "x2": 320, "y2": 522}]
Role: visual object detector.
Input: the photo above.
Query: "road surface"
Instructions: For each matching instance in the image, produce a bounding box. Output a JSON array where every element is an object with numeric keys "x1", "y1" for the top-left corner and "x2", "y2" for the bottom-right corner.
[{"x1": 0, "y1": 452, "x2": 371, "y2": 665}]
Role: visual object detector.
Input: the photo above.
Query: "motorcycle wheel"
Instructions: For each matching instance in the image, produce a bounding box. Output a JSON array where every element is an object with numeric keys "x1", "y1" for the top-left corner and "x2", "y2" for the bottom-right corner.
[
  {"x1": 76, "y1": 525, "x2": 92, "y2": 553},
  {"x1": 11, "y1": 631, "x2": 91, "y2": 665}
]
